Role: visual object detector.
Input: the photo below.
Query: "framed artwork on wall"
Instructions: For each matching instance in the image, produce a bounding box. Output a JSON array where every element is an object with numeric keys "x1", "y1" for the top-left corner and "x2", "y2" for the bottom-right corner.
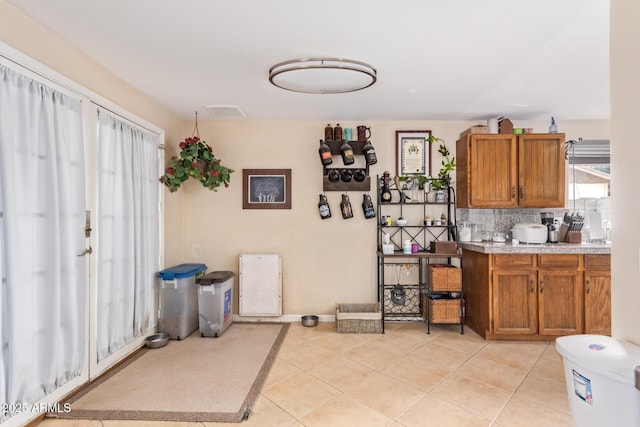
[
  {"x1": 242, "y1": 169, "x2": 292, "y2": 209},
  {"x1": 396, "y1": 130, "x2": 432, "y2": 176}
]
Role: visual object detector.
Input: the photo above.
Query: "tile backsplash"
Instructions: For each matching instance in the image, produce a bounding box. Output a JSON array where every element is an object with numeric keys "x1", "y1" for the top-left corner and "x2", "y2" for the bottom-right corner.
[{"x1": 456, "y1": 200, "x2": 611, "y2": 241}]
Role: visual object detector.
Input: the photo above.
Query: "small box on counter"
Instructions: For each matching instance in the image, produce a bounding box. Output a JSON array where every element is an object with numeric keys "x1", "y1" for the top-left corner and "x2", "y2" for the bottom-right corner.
[{"x1": 429, "y1": 241, "x2": 458, "y2": 254}]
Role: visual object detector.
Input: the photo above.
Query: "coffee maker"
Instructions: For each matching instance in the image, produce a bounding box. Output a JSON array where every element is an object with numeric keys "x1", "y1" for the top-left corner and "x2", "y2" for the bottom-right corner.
[{"x1": 540, "y1": 212, "x2": 557, "y2": 243}]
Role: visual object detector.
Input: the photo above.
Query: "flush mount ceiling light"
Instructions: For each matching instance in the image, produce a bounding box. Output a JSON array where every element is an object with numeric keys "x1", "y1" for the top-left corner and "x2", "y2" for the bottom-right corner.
[{"x1": 268, "y1": 58, "x2": 377, "y2": 94}]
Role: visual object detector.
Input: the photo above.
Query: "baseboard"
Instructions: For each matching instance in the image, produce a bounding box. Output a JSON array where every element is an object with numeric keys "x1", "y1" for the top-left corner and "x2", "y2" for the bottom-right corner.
[{"x1": 231, "y1": 314, "x2": 336, "y2": 323}]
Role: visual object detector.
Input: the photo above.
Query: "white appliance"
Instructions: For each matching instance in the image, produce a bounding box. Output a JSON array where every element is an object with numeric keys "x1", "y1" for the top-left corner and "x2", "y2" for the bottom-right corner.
[
  {"x1": 239, "y1": 254, "x2": 282, "y2": 316},
  {"x1": 511, "y1": 223, "x2": 548, "y2": 244}
]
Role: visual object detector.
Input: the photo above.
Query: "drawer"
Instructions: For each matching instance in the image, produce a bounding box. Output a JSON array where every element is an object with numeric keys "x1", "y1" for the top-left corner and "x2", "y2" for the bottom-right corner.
[
  {"x1": 493, "y1": 254, "x2": 534, "y2": 269},
  {"x1": 537, "y1": 254, "x2": 581, "y2": 269},
  {"x1": 585, "y1": 254, "x2": 611, "y2": 270}
]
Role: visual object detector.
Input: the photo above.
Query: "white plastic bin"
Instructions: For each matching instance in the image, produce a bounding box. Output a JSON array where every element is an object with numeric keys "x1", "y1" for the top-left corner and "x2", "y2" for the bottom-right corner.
[
  {"x1": 196, "y1": 271, "x2": 234, "y2": 337},
  {"x1": 556, "y1": 334, "x2": 640, "y2": 427},
  {"x1": 157, "y1": 263, "x2": 207, "y2": 340}
]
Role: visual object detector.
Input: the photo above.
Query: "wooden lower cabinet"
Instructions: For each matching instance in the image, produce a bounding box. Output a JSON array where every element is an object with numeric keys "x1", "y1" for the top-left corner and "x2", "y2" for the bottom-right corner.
[
  {"x1": 492, "y1": 269, "x2": 538, "y2": 335},
  {"x1": 584, "y1": 255, "x2": 612, "y2": 335},
  {"x1": 462, "y1": 250, "x2": 610, "y2": 340}
]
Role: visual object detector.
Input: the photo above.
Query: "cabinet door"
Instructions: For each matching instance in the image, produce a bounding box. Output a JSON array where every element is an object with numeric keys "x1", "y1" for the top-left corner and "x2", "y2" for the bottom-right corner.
[
  {"x1": 538, "y1": 270, "x2": 583, "y2": 336},
  {"x1": 492, "y1": 270, "x2": 537, "y2": 335},
  {"x1": 518, "y1": 134, "x2": 566, "y2": 208},
  {"x1": 467, "y1": 135, "x2": 518, "y2": 207},
  {"x1": 584, "y1": 270, "x2": 611, "y2": 335}
]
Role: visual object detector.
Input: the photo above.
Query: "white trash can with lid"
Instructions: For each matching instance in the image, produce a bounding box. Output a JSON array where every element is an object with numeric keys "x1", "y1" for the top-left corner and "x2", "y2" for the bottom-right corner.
[{"x1": 556, "y1": 334, "x2": 640, "y2": 427}]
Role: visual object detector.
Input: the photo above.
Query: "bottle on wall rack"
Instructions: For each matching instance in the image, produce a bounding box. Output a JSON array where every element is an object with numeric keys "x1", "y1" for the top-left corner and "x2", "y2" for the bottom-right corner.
[
  {"x1": 340, "y1": 194, "x2": 353, "y2": 219},
  {"x1": 362, "y1": 140, "x2": 378, "y2": 165},
  {"x1": 362, "y1": 194, "x2": 375, "y2": 219},
  {"x1": 318, "y1": 194, "x2": 331, "y2": 219},
  {"x1": 380, "y1": 171, "x2": 392, "y2": 203},
  {"x1": 340, "y1": 139, "x2": 355, "y2": 165},
  {"x1": 318, "y1": 139, "x2": 332, "y2": 166},
  {"x1": 324, "y1": 124, "x2": 334, "y2": 141},
  {"x1": 334, "y1": 124, "x2": 343, "y2": 141}
]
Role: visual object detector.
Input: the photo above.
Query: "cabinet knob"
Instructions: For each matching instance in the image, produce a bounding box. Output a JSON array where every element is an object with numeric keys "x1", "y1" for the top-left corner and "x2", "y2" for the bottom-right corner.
[
  {"x1": 519, "y1": 186, "x2": 525, "y2": 200},
  {"x1": 512, "y1": 186, "x2": 516, "y2": 199},
  {"x1": 586, "y1": 279, "x2": 591, "y2": 294},
  {"x1": 539, "y1": 279, "x2": 544, "y2": 293},
  {"x1": 530, "y1": 279, "x2": 535, "y2": 293}
]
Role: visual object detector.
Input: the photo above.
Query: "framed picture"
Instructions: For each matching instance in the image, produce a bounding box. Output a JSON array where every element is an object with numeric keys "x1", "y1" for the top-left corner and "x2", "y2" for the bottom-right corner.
[
  {"x1": 396, "y1": 130, "x2": 432, "y2": 176},
  {"x1": 242, "y1": 169, "x2": 291, "y2": 209}
]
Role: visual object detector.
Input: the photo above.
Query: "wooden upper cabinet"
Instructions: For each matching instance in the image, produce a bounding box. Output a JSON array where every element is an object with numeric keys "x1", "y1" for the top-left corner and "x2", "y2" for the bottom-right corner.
[
  {"x1": 518, "y1": 134, "x2": 566, "y2": 207},
  {"x1": 456, "y1": 133, "x2": 565, "y2": 208}
]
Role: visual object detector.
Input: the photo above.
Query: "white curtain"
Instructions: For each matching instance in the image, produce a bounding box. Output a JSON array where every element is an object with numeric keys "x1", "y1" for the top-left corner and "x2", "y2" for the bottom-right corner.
[
  {"x1": 0, "y1": 65, "x2": 86, "y2": 419},
  {"x1": 96, "y1": 111, "x2": 159, "y2": 361}
]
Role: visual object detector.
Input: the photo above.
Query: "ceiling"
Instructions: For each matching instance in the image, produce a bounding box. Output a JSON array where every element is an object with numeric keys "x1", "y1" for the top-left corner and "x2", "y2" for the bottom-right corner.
[{"x1": 9, "y1": 0, "x2": 609, "y2": 122}]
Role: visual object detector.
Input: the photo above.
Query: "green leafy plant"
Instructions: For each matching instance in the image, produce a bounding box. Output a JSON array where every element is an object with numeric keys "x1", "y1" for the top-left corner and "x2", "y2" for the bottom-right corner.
[
  {"x1": 398, "y1": 174, "x2": 429, "y2": 190},
  {"x1": 159, "y1": 136, "x2": 233, "y2": 192},
  {"x1": 428, "y1": 134, "x2": 456, "y2": 191}
]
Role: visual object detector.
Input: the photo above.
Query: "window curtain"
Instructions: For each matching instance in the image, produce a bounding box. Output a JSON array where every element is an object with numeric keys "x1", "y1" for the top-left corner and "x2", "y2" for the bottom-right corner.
[
  {"x1": 96, "y1": 111, "x2": 159, "y2": 361},
  {"x1": 0, "y1": 65, "x2": 86, "y2": 420}
]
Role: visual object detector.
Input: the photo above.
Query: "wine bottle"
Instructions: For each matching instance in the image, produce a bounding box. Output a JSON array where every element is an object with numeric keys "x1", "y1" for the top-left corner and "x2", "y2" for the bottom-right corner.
[
  {"x1": 362, "y1": 140, "x2": 378, "y2": 165},
  {"x1": 381, "y1": 170, "x2": 392, "y2": 203},
  {"x1": 340, "y1": 194, "x2": 353, "y2": 219},
  {"x1": 362, "y1": 194, "x2": 375, "y2": 219},
  {"x1": 318, "y1": 139, "x2": 332, "y2": 166},
  {"x1": 340, "y1": 140, "x2": 355, "y2": 165},
  {"x1": 318, "y1": 194, "x2": 331, "y2": 219}
]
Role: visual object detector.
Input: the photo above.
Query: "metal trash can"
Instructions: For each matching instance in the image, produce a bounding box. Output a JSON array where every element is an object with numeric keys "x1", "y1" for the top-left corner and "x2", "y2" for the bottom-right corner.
[
  {"x1": 556, "y1": 334, "x2": 640, "y2": 426},
  {"x1": 157, "y1": 263, "x2": 207, "y2": 340},
  {"x1": 196, "y1": 271, "x2": 234, "y2": 337}
]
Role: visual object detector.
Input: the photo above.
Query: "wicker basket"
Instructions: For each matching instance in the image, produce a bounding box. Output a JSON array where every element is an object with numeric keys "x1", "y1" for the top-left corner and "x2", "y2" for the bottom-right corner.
[
  {"x1": 424, "y1": 295, "x2": 461, "y2": 324},
  {"x1": 336, "y1": 303, "x2": 382, "y2": 334},
  {"x1": 429, "y1": 264, "x2": 462, "y2": 291}
]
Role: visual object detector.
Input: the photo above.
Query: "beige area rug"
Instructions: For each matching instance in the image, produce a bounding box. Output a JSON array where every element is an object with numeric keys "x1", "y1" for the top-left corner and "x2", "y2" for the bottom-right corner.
[{"x1": 51, "y1": 322, "x2": 289, "y2": 423}]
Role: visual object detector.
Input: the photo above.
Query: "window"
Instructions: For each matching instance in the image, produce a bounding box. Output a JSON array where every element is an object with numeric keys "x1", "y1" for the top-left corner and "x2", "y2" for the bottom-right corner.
[{"x1": 566, "y1": 139, "x2": 611, "y2": 239}]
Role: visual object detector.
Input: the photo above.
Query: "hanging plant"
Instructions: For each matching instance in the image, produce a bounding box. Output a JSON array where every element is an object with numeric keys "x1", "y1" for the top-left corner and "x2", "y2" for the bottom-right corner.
[{"x1": 159, "y1": 113, "x2": 233, "y2": 192}]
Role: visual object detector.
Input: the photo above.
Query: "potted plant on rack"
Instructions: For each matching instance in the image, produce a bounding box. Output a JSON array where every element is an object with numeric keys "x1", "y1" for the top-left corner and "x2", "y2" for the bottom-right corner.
[
  {"x1": 428, "y1": 134, "x2": 456, "y2": 202},
  {"x1": 398, "y1": 174, "x2": 428, "y2": 202}
]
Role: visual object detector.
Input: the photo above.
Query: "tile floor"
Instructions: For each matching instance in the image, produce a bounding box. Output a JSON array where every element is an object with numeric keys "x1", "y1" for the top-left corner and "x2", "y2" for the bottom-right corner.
[{"x1": 37, "y1": 321, "x2": 573, "y2": 427}]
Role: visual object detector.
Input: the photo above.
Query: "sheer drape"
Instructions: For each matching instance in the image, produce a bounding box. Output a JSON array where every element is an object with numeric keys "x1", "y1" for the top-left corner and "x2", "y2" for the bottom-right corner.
[
  {"x1": 96, "y1": 112, "x2": 159, "y2": 361},
  {"x1": 0, "y1": 65, "x2": 86, "y2": 419}
]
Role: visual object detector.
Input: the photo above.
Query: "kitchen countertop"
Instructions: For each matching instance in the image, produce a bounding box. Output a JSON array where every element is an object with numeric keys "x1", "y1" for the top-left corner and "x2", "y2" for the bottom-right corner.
[{"x1": 459, "y1": 241, "x2": 611, "y2": 255}]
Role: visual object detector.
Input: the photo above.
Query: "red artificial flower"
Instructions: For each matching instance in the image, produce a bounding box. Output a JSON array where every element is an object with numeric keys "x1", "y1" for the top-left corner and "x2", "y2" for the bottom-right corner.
[
  {"x1": 179, "y1": 142, "x2": 185, "y2": 149},
  {"x1": 191, "y1": 161, "x2": 198, "y2": 167},
  {"x1": 166, "y1": 167, "x2": 174, "y2": 174},
  {"x1": 210, "y1": 170, "x2": 219, "y2": 177}
]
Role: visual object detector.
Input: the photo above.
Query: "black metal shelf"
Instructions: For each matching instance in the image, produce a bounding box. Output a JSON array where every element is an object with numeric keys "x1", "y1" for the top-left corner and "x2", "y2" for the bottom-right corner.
[{"x1": 376, "y1": 176, "x2": 463, "y2": 333}]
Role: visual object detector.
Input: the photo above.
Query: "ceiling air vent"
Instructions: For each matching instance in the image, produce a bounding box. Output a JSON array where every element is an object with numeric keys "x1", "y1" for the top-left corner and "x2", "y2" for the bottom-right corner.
[{"x1": 203, "y1": 105, "x2": 246, "y2": 118}]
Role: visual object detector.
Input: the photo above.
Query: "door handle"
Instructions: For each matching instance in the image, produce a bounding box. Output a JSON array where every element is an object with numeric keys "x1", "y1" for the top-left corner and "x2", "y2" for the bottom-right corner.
[
  {"x1": 585, "y1": 279, "x2": 591, "y2": 294},
  {"x1": 77, "y1": 246, "x2": 93, "y2": 257}
]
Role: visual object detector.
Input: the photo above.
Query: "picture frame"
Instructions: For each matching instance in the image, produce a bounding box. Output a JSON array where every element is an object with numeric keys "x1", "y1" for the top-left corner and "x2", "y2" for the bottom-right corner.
[
  {"x1": 242, "y1": 169, "x2": 291, "y2": 209},
  {"x1": 396, "y1": 130, "x2": 432, "y2": 176}
]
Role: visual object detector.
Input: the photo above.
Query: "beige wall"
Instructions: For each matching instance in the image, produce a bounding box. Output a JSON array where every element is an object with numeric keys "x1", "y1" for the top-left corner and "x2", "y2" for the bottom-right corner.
[
  {"x1": 0, "y1": 0, "x2": 185, "y2": 266},
  {"x1": 611, "y1": 0, "x2": 640, "y2": 344},
  {"x1": 180, "y1": 119, "x2": 608, "y2": 316}
]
